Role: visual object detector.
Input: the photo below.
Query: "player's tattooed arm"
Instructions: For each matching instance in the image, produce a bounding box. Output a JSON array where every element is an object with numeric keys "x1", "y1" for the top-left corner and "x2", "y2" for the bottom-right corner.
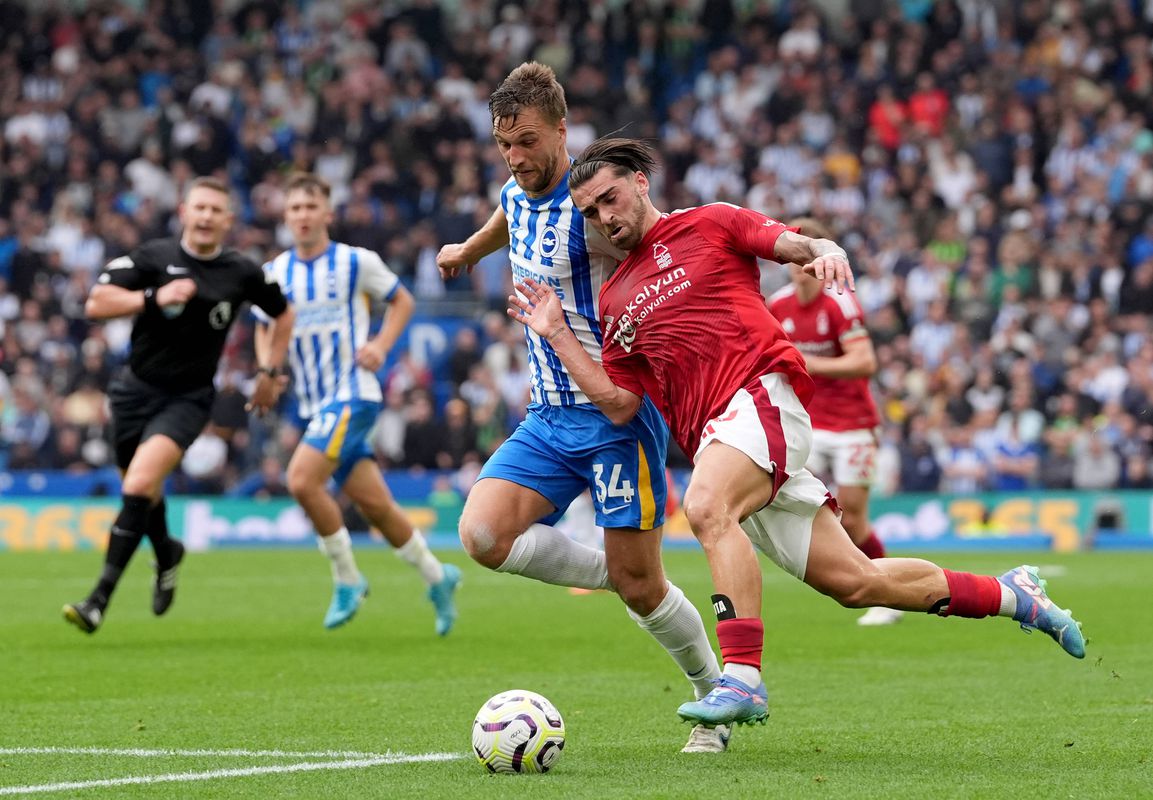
[
  {"x1": 774, "y1": 230, "x2": 855, "y2": 295},
  {"x1": 508, "y1": 279, "x2": 643, "y2": 425}
]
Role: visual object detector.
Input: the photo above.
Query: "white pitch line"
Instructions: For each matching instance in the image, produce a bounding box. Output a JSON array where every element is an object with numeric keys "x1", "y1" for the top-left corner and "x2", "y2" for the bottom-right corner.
[
  {"x1": 0, "y1": 752, "x2": 461, "y2": 796},
  {"x1": 0, "y1": 747, "x2": 389, "y2": 759}
]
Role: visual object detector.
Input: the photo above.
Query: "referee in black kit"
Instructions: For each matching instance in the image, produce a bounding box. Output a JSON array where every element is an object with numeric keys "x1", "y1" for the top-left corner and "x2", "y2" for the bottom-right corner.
[{"x1": 64, "y1": 176, "x2": 295, "y2": 634}]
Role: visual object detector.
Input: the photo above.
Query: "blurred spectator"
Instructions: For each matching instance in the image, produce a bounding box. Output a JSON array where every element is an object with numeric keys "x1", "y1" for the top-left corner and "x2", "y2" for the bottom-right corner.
[
  {"x1": 1071, "y1": 429, "x2": 1122, "y2": 491},
  {"x1": 898, "y1": 417, "x2": 941, "y2": 492},
  {"x1": 938, "y1": 425, "x2": 988, "y2": 494},
  {"x1": 989, "y1": 417, "x2": 1040, "y2": 492},
  {"x1": 437, "y1": 397, "x2": 478, "y2": 470},
  {"x1": 230, "y1": 454, "x2": 291, "y2": 498},
  {"x1": 402, "y1": 389, "x2": 441, "y2": 470}
]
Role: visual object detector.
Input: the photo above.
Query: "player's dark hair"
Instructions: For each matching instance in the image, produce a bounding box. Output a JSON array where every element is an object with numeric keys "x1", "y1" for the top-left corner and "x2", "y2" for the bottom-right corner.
[
  {"x1": 788, "y1": 216, "x2": 833, "y2": 240},
  {"x1": 285, "y1": 172, "x2": 332, "y2": 198},
  {"x1": 490, "y1": 62, "x2": 567, "y2": 127},
  {"x1": 569, "y1": 137, "x2": 658, "y2": 191}
]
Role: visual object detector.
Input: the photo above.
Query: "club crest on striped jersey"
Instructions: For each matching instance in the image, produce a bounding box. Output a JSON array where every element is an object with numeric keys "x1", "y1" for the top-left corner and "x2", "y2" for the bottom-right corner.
[
  {"x1": 653, "y1": 242, "x2": 673, "y2": 270},
  {"x1": 539, "y1": 225, "x2": 561, "y2": 258}
]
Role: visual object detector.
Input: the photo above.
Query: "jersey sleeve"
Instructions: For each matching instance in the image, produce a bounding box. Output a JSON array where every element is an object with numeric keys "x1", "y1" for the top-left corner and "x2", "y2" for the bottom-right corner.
[
  {"x1": 245, "y1": 259, "x2": 289, "y2": 318},
  {"x1": 95, "y1": 244, "x2": 159, "y2": 290},
  {"x1": 250, "y1": 261, "x2": 279, "y2": 324},
  {"x1": 354, "y1": 248, "x2": 402, "y2": 301},
  {"x1": 830, "y1": 293, "x2": 870, "y2": 345},
  {"x1": 705, "y1": 204, "x2": 792, "y2": 261},
  {"x1": 601, "y1": 349, "x2": 647, "y2": 400}
]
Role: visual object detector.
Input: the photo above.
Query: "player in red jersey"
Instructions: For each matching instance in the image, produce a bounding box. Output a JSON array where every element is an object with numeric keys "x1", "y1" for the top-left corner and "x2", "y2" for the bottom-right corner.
[
  {"x1": 508, "y1": 137, "x2": 1085, "y2": 729},
  {"x1": 768, "y1": 217, "x2": 901, "y2": 627}
]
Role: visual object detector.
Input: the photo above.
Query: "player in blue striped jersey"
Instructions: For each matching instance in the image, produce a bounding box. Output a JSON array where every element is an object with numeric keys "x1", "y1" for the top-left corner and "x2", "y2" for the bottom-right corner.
[
  {"x1": 258, "y1": 173, "x2": 460, "y2": 634},
  {"x1": 437, "y1": 63, "x2": 726, "y2": 754}
]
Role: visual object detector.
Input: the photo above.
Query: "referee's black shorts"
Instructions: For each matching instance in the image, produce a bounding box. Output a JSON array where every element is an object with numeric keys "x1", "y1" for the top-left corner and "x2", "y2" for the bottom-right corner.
[{"x1": 108, "y1": 369, "x2": 215, "y2": 471}]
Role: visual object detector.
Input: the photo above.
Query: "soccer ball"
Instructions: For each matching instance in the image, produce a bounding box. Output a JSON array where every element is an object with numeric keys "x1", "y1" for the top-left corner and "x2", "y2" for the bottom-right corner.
[{"x1": 471, "y1": 690, "x2": 566, "y2": 774}]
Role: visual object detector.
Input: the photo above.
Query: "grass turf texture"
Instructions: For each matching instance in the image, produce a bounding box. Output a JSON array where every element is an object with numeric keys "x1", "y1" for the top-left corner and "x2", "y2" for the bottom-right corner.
[{"x1": 1, "y1": 548, "x2": 1150, "y2": 799}]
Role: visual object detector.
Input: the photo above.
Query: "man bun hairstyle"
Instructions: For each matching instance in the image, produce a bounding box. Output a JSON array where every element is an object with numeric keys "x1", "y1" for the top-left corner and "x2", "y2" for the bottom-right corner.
[{"x1": 569, "y1": 137, "x2": 658, "y2": 191}]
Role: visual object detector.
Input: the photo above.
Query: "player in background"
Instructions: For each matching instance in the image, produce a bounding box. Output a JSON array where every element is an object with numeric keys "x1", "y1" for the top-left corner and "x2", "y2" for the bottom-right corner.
[
  {"x1": 257, "y1": 172, "x2": 460, "y2": 633},
  {"x1": 768, "y1": 217, "x2": 901, "y2": 627},
  {"x1": 437, "y1": 63, "x2": 726, "y2": 754},
  {"x1": 64, "y1": 177, "x2": 295, "y2": 633},
  {"x1": 510, "y1": 136, "x2": 1085, "y2": 730}
]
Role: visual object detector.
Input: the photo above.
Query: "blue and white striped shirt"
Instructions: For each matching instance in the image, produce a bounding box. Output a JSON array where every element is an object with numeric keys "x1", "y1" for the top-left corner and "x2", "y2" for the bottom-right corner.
[
  {"x1": 502, "y1": 171, "x2": 625, "y2": 406},
  {"x1": 264, "y1": 242, "x2": 400, "y2": 419}
]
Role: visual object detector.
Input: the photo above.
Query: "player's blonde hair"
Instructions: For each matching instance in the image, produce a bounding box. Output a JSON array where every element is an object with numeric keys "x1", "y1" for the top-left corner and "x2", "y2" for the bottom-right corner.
[{"x1": 490, "y1": 62, "x2": 567, "y2": 127}]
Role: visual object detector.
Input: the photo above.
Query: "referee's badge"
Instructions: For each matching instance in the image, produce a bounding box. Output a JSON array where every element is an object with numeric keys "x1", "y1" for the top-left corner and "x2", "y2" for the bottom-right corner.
[{"x1": 209, "y1": 301, "x2": 233, "y2": 330}]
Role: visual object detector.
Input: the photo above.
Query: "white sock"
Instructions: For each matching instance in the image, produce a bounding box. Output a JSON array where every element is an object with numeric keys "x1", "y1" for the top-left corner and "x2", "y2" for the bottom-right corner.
[
  {"x1": 722, "y1": 662, "x2": 762, "y2": 688},
  {"x1": 628, "y1": 582, "x2": 721, "y2": 699},
  {"x1": 998, "y1": 583, "x2": 1017, "y2": 617},
  {"x1": 395, "y1": 530, "x2": 444, "y2": 585},
  {"x1": 318, "y1": 528, "x2": 360, "y2": 585},
  {"x1": 496, "y1": 524, "x2": 611, "y2": 589}
]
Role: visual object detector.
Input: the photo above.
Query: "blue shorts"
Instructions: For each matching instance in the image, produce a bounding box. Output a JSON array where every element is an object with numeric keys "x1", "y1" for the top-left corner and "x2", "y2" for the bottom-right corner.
[
  {"x1": 300, "y1": 399, "x2": 379, "y2": 487},
  {"x1": 478, "y1": 399, "x2": 669, "y2": 530}
]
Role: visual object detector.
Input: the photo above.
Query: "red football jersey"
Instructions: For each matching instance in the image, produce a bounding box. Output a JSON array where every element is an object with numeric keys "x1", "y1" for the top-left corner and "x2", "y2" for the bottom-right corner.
[
  {"x1": 768, "y1": 284, "x2": 881, "y2": 432},
  {"x1": 598, "y1": 204, "x2": 814, "y2": 462}
]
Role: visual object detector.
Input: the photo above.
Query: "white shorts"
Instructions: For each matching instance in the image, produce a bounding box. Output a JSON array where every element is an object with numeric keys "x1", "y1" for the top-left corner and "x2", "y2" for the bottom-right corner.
[
  {"x1": 807, "y1": 428, "x2": 878, "y2": 489},
  {"x1": 695, "y1": 372, "x2": 833, "y2": 580},
  {"x1": 739, "y1": 468, "x2": 832, "y2": 580}
]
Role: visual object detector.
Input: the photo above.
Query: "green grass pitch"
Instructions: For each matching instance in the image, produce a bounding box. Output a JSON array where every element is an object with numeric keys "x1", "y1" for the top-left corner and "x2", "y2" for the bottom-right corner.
[{"x1": 1, "y1": 548, "x2": 1150, "y2": 798}]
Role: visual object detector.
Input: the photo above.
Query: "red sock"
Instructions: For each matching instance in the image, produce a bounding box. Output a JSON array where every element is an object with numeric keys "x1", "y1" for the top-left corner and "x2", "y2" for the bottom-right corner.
[
  {"x1": 716, "y1": 618, "x2": 764, "y2": 671},
  {"x1": 939, "y1": 570, "x2": 1001, "y2": 618},
  {"x1": 858, "y1": 530, "x2": 886, "y2": 559}
]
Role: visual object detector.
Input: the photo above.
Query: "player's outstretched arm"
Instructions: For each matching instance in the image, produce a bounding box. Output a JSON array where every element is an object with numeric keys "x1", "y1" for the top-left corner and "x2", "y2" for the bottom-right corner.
[
  {"x1": 437, "y1": 207, "x2": 510, "y2": 280},
  {"x1": 774, "y1": 231, "x2": 856, "y2": 295},
  {"x1": 358, "y1": 284, "x2": 415, "y2": 372},
  {"x1": 508, "y1": 279, "x2": 642, "y2": 425}
]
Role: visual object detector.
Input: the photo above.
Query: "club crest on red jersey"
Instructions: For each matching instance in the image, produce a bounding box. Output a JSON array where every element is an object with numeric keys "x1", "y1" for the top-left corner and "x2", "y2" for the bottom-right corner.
[
  {"x1": 653, "y1": 242, "x2": 673, "y2": 270},
  {"x1": 611, "y1": 313, "x2": 637, "y2": 353}
]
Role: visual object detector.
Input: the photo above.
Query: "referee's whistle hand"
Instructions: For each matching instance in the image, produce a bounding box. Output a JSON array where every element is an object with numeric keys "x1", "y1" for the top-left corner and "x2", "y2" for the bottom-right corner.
[{"x1": 157, "y1": 278, "x2": 197, "y2": 305}]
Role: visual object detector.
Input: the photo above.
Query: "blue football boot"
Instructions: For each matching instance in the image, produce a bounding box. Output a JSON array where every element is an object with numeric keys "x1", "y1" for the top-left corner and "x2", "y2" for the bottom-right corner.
[
  {"x1": 677, "y1": 675, "x2": 769, "y2": 727},
  {"x1": 998, "y1": 565, "x2": 1085, "y2": 658},
  {"x1": 324, "y1": 575, "x2": 369, "y2": 629},
  {"x1": 427, "y1": 563, "x2": 461, "y2": 636}
]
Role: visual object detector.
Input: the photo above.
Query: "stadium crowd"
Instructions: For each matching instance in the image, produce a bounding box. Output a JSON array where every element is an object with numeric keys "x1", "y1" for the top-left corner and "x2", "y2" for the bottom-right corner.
[{"x1": 1, "y1": 0, "x2": 1152, "y2": 497}]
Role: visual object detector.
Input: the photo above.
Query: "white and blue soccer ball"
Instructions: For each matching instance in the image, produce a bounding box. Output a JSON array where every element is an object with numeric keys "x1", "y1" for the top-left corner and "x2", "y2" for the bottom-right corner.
[{"x1": 471, "y1": 690, "x2": 566, "y2": 774}]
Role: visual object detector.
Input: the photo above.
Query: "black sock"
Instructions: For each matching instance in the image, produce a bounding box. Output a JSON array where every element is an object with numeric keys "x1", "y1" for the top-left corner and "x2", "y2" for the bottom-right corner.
[
  {"x1": 91, "y1": 495, "x2": 152, "y2": 607},
  {"x1": 145, "y1": 498, "x2": 175, "y2": 569}
]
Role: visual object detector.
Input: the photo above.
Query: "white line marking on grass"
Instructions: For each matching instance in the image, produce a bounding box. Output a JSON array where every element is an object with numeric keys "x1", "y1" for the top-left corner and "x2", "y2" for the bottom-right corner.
[
  {"x1": 0, "y1": 747, "x2": 390, "y2": 759},
  {"x1": 0, "y1": 751, "x2": 461, "y2": 796}
]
